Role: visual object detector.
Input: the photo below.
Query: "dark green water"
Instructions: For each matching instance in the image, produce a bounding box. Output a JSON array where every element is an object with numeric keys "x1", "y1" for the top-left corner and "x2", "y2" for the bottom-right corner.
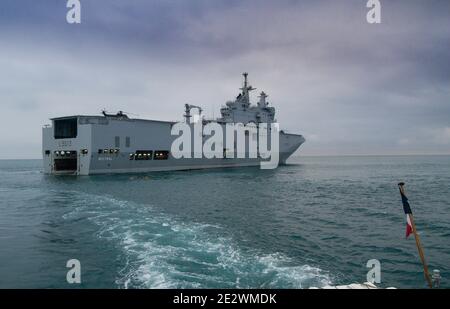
[{"x1": 0, "y1": 156, "x2": 449, "y2": 288}]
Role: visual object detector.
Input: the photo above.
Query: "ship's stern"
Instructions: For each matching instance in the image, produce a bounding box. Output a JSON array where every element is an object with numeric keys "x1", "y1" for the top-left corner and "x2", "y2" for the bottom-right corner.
[{"x1": 42, "y1": 117, "x2": 92, "y2": 175}]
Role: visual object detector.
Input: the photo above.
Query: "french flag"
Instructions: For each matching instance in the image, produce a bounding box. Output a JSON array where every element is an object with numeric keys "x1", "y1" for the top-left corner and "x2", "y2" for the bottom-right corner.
[
  {"x1": 399, "y1": 183, "x2": 413, "y2": 238},
  {"x1": 405, "y1": 213, "x2": 413, "y2": 239}
]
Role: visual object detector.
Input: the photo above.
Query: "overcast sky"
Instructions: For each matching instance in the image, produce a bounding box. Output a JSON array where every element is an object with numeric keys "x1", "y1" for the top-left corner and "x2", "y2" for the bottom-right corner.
[{"x1": 1, "y1": 0, "x2": 449, "y2": 159}]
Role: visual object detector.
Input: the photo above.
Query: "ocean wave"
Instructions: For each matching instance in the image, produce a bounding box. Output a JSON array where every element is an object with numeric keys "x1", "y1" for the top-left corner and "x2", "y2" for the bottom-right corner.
[{"x1": 63, "y1": 192, "x2": 332, "y2": 289}]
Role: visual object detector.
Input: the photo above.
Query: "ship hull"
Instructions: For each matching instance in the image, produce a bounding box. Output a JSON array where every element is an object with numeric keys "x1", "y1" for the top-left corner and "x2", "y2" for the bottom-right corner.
[{"x1": 43, "y1": 116, "x2": 304, "y2": 175}]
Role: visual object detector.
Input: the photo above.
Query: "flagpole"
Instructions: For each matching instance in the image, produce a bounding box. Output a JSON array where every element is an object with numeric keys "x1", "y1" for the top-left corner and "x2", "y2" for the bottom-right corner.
[{"x1": 398, "y1": 182, "x2": 433, "y2": 288}]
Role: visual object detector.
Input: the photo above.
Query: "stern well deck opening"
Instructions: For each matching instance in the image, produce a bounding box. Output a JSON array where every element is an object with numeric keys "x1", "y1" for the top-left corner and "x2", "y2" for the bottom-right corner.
[{"x1": 54, "y1": 158, "x2": 77, "y2": 172}]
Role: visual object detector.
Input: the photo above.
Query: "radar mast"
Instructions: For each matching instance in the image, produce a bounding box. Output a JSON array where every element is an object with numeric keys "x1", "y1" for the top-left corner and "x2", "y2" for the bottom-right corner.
[{"x1": 240, "y1": 72, "x2": 256, "y2": 105}]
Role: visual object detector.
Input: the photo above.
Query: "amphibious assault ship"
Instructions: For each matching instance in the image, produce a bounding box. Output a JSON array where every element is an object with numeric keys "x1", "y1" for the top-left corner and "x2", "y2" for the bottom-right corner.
[{"x1": 42, "y1": 73, "x2": 305, "y2": 175}]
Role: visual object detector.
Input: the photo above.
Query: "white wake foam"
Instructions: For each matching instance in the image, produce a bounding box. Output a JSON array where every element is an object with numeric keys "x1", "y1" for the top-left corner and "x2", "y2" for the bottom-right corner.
[{"x1": 63, "y1": 192, "x2": 332, "y2": 288}]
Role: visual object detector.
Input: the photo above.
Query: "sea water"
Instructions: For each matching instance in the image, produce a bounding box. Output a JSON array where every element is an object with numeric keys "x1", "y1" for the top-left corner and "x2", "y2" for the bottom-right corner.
[{"x1": 0, "y1": 156, "x2": 449, "y2": 288}]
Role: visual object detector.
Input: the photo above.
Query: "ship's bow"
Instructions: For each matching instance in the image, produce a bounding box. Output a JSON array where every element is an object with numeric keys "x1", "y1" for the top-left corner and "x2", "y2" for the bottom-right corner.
[{"x1": 279, "y1": 132, "x2": 305, "y2": 164}]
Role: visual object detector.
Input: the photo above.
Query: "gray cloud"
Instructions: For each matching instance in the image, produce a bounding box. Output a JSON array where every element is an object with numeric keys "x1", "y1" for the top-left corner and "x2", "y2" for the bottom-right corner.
[{"x1": 1, "y1": 0, "x2": 449, "y2": 158}]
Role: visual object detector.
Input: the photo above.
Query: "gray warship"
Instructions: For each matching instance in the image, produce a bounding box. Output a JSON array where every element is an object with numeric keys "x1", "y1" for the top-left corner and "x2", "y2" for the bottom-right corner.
[{"x1": 42, "y1": 73, "x2": 305, "y2": 175}]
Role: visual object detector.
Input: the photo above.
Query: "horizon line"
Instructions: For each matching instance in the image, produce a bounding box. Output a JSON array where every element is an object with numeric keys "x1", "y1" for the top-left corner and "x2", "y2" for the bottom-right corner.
[{"x1": 1, "y1": 153, "x2": 450, "y2": 161}]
